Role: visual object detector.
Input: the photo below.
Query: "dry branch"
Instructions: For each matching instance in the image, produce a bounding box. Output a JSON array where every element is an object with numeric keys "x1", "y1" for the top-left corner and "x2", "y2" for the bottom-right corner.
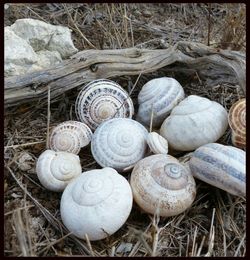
[{"x1": 5, "y1": 41, "x2": 245, "y2": 107}]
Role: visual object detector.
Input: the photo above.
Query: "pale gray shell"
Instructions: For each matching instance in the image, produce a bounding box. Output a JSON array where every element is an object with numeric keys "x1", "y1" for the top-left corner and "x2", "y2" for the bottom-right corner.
[
  {"x1": 49, "y1": 121, "x2": 92, "y2": 154},
  {"x1": 91, "y1": 118, "x2": 148, "y2": 172},
  {"x1": 147, "y1": 132, "x2": 168, "y2": 154},
  {"x1": 60, "y1": 167, "x2": 133, "y2": 241},
  {"x1": 136, "y1": 77, "x2": 185, "y2": 127},
  {"x1": 36, "y1": 150, "x2": 82, "y2": 192},
  {"x1": 189, "y1": 143, "x2": 245, "y2": 197},
  {"x1": 160, "y1": 95, "x2": 228, "y2": 151},
  {"x1": 75, "y1": 79, "x2": 134, "y2": 130},
  {"x1": 130, "y1": 154, "x2": 196, "y2": 217}
]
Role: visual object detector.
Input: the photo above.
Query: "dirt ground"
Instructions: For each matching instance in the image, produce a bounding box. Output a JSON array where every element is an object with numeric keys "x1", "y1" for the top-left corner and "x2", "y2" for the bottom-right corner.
[{"x1": 4, "y1": 3, "x2": 245, "y2": 257}]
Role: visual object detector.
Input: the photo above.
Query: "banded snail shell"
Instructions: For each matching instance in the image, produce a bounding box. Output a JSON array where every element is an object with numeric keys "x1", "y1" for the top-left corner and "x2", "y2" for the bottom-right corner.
[
  {"x1": 147, "y1": 132, "x2": 168, "y2": 154},
  {"x1": 49, "y1": 121, "x2": 92, "y2": 154},
  {"x1": 130, "y1": 154, "x2": 196, "y2": 217},
  {"x1": 75, "y1": 79, "x2": 134, "y2": 130},
  {"x1": 228, "y1": 98, "x2": 246, "y2": 149},
  {"x1": 136, "y1": 77, "x2": 185, "y2": 127},
  {"x1": 91, "y1": 118, "x2": 148, "y2": 172},
  {"x1": 36, "y1": 150, "x2": 82, "y2": 192},
  {"x1": 160, "y1": 95, "x2": 228, "y2": 151},
  {"x1": 189, "y1": 143, "x2": 245, "y2": 197},
  {"x1": 60, "y1": 167, "x2": 133, "y2": 241}
]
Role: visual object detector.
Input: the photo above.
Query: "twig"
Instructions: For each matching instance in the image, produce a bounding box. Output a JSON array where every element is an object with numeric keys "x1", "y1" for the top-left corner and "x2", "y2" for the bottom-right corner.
[
  {"x1": 207, "y1": 3, "x2": 211, "y2": 46},
  {"x1": 4, "y1": 141, "x2": 46, "y2": 150},
  {"x1": 85, "y1": 234, "x2": 95, "y2": 256}
]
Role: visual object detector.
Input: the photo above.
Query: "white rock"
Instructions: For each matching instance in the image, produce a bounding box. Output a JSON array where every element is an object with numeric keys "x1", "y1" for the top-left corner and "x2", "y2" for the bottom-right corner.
[{"x1": 36, "y1": 50, "x2": 62, "y2": 68}]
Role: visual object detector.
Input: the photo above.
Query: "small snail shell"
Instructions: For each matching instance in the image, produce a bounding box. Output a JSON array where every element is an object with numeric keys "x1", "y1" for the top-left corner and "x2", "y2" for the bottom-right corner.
[
  {"x1": 75, "y1": 79, "x2": 134, "y2": 130},
  {"x1": 130, "y1": 154, "x2": 196, "y2": 217},
  {"x1": 36, "y1": 150, "x2": 82, "y2": 192},
  {"x1": 147, "y1": 132, "x2": 168, "y2": 154},
  {"x1": 189, "y1": 143, "x2": 245, "y2": 197},
  {"x1": 136, "y1": 77, "x2": 185, "y2": 127},
  {"x1": 49, "y1": 121, "x2": 92, "y2": 154},
  {"x1": 160, "y1": 95, "x2": 228, "y2": 151},
  {"x1": 60, "y1": 167, "x2": 133, "y2": 241},
  {"x1": 91, "y1": 118, "x2": 148, "y2": 172},
  {"x1": 228, "y1": 98, "x2": 246, "y2": 149}
]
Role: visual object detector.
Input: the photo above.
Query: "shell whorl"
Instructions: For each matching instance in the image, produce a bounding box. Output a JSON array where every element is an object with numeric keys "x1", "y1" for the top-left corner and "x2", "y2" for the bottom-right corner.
[
  {"x1": 147, "y1": 132, "x2": 168, "y2": 154},
  {"x1": 136, "y1": 77, "x2": 185, "y2": 127},
  {"x1": 75, "y1": 79, "x2": 134, "y2": 130},
  {"x1": 91, "y1": 118, "x2": 148, "y2": 172},
  {"x1": 60, "y1": 167, "x2": 133, "y2": 241},
  {"x1": 49, "y1": 121, "x2": 92, "y2": 154},
  {"x1": 36, "y1": 150, "x2": 82, "y2": 192},
  {"x1": 130, "y1": 154, "x2": 196, "y2": 217},
  {"x1": 228, "y1": 98, "x2": 246, "y2": 149}
]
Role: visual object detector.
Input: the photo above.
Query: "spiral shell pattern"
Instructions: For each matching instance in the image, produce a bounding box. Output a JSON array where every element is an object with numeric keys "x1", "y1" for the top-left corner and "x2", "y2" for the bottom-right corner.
[
  {"x1": 130, "y1": 154, "x2": 196, "y2": 217},
  {"x1": 147, "y1": 132, "x2": 168, "y2": 154},
  {"x1": 228, "y1": 98, "x2": 246, "y2": 149},
  {"x1": 136, "y1": 77, "x2": 185, "y2": 127},
  {"x1": 49, "y1": 121, "x2": 92, "y2": 154},
  {"x1": 60, "y1": 167, "x2": 133, "y2": 241},
  {"x1": 75, "y1": 79, "x2": 134, "y2": 130},
  {"x1": 189, "y1": 143, "x2": 245, "y2": 197},
  {"x1": 36, "y1": 150, "x2": 82, "y2": 192},
  {"x1": 91, "y1": 118, "x2": 148, "y2": 172}
]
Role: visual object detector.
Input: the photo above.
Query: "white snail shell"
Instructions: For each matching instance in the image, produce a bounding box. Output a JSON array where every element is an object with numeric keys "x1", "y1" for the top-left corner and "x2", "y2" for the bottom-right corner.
[
  {"x1": 189, "y1": 143, "x2": 245, "y2": 197},
  {"x1": 75, "y1": 79, "x2": 134, "y2": 130},
  {"x1": 49, "y1": 121, "x2": 92, "y2": 154},
  {"x1": 60, "y1": 167, "x2": 133, "y2": 241},
  {"x1": 228, "y1": 98, "x2": 246, "y2": 149},
  {"x1": 130, "y1": 154, "x2": 196, "y2": 217},
  {"x1": 147, "y1": 132, "x2": 168, "y2": 154},
  {"x1": 136, "y1": 77, "x2": 185, "y2": 127},
  {"x1": 36, "y1": 150, "x2": 82, "y2": 192},
  {"x1": 160, "y1": 95, "x2": 228, "y2": 151},
  {"x1": 91, "y1": 118, "x2": 148, "y2": 172}
]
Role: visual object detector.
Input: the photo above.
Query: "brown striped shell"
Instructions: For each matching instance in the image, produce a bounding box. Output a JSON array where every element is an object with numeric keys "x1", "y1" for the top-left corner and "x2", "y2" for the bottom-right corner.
[{"x1": 228, "y1": 98, "x2": 246, "y2": 149}]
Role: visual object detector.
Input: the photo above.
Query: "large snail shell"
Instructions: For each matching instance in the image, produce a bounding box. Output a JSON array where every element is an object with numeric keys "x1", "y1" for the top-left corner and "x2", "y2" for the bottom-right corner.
[
  {"x1": 75, "y1": 79, "x2": 134, "y2": 130},
  {"x1": 147, "y1": 132, "x2": 168, "y2": 154},
  {"x1": 130, "y1": 154, "x2": 196, "y2": 217},
  {"x1": 60, "y1": 167, "x2": 133, "y2": 241},
  {"x1": 189, "y1": 143, "x2": 245, "y2": 197},
  {"x1": 228, "y1": 98, "x2": 246, "y2": 149},
  {"x1": 136, "y1": 77, "x2": 185, "y2": 127},
  {"x1": 36, "y1": 150, "x2": 82, "y2": 192},
  {"x1": 91, "y1": 118, "x2": 148, "y2": 172},
  {"x1": 160, "y1": 95, "x2": 228, "y2": 151},
  {"x1": 49, "y1": 121, "x2": 92, "y2": 154}
]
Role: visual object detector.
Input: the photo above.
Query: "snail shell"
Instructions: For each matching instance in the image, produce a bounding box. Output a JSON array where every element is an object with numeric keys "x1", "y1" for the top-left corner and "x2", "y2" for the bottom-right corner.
[
  {"x1": 228, "y1": 98, "x2": 246, "y2": 149},
  {"x1": 60, "y1": 167, "x2": 133, "y2": 241},
  {"x1": 160, "y1": 95, "x2": 228, "y2": 151},
  {"x1": 75, "y1": 79, "x2": 134, "y2": 130},
  {"x1": 36, "y1": 150, "x2": 82, "y2": 192},
  {"x1": 136, "y1": 77, "x2": 185, "y2": 127},
  {"x1": 147, "y1": 132, "x2": 168, "y2": 154},
  {"x1": 91, "y1": 118, "x2": 148, "y2": 172},
  {"x1": 130, "y1": 154, "x2": 196, "y2": 217},
  {"x1": 49, "y1": 121, "x2": 92, "y2": 154},
  {"x1": 189, "y1": 143, "x2": 245, "y2": 197}
]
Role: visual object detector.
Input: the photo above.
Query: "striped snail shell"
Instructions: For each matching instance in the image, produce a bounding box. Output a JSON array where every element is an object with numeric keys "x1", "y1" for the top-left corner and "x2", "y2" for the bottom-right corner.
[
  {"x1": 36, "y1": 150, "x2": 82, "y2": 192},
  {"x1": 228, "y1": 98, "x2": 246, "y2": 149},
  {"x1": 49, "y1": 121, "x2": 92, "y2": 154},
  {"x1": 160, "y1": 95, "x2": 228, "y2": 151},
  {"x1": 189, "y1": 143, "x2": 245, "y2": 197},
  {"x1": 130, "y1": 154, "x2": 196, "y2": 217},
  {"x1": 147, "y1": 132, "x2": 168, "y2": 154},
  {"x1": 75, "y1": 79, "x2": 134, "y2": 130},
  {"x1": 91, "y1": 118, "x2": 148, "y2": 172},
  {"x1": 60, "y1": 167, "x2": 133, "y2": 241},
  {"x1": 136, "y1": 77, "x2": 185, "y2": 127}
]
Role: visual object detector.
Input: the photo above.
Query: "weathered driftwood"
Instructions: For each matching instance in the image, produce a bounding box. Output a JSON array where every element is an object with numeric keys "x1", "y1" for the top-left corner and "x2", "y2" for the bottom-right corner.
[{"x1": 4, "y1": 41, "x2": 245, "y2": 107}]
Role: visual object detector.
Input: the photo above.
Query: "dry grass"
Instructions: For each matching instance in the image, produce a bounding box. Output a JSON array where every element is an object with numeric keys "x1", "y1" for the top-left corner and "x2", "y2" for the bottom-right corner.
[{"x1": 4, "y1": 3, "x2": 245, "y2": 257}]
